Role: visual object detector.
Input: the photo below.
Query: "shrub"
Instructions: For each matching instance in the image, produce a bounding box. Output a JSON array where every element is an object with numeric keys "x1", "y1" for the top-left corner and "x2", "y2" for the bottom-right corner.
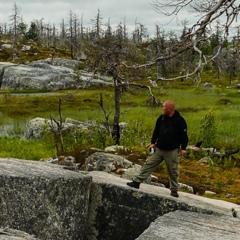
[{"x1": 199, "y1": 111, "x2": 217, "y2": 147}]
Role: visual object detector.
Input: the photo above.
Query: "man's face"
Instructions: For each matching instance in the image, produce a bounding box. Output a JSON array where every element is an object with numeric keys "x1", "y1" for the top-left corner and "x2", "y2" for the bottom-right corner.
[{"x1": 162, "y1": 103, "x2": 171, "y2": 116}]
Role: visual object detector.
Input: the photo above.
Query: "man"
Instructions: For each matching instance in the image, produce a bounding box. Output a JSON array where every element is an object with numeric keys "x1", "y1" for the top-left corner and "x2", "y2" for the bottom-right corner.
[{"x1": 126, "y1": 100, "x2": 188, "y2": 197}]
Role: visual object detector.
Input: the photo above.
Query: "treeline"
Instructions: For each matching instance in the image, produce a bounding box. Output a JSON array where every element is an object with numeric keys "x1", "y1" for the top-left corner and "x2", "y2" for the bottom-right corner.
[{"x1": 1, "y1": 4, "x2": 240, "y2": 84}]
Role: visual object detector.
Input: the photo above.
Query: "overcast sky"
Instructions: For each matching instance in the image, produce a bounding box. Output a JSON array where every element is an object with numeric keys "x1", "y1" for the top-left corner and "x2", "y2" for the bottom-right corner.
[{"x1": 0, "y1": 0, "x2": 198, "y2": 37}]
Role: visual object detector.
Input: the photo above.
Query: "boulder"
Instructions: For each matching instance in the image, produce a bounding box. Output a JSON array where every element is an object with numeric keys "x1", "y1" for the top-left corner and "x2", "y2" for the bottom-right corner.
[
  {"x1": 136, "y1": 210, "x2": 240, "y2": 240},
  {"x1": 1, "y1": 44, "x2": 13, "y2": 49},
  {"x1": 85, "y1": 152, "x2": 132, "y2": 172},
  {"x1": 40, "y1": 58, "x2": 81, "y2": 69},
  {"x1": 0, "y1": 227, "x2": 37, "y2": 240},
  {"x1": 76, "y1": 52, "x2": 87, "y2": 61},
  {"x1": 25, "y1": 117, "x2": 127, "y2": 140},
  {"x1": 0, "y1": 59, "x2": 114, "y2": 90},
  {"x1": 0, "y1": 62, "x2": 76, "y2": 90},
  {"x1": 121, "y1": 164, "x2": 142, "y2": 179},
  {"x1": 21, "y1": 45, "x2": 31, "y2": 51},
  {"x1": 0, "y1": 158, "x2": 92, "y2": 240},
  {"x1": 25, "y1": 117, "x2": 91, "y2": 139},
  {"x1": 203, "y1": 82, "x2": 214, "y2": 88}
]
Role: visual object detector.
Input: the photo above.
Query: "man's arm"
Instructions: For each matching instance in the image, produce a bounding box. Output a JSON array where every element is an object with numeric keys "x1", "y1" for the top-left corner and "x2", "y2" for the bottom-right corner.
[
  {"x1": 151, "y1": 117, "x2": 161, "y2": 145},
  {"x1": 180, "y1": 117, "x2": 188, "y2": 151}
]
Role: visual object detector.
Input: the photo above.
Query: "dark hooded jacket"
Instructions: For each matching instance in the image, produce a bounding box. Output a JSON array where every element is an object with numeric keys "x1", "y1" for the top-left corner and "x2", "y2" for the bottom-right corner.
[{"x1": 151, "y1": 110, "x2": 188, "y2": 150}]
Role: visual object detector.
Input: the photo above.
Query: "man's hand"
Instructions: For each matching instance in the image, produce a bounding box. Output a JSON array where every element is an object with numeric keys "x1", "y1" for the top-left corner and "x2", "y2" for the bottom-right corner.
[
  {"x1": 150, "y1": 144, "x2": 155, "y2": 149},
  {"x1": 180, "y1": 150, "x2": 187, "y2": 156}
]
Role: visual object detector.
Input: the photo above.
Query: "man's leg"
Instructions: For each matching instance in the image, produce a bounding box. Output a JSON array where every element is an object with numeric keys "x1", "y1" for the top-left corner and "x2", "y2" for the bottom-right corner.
[
  {"x1": 127, "y1": 147, "x2": 163, "y2": 188},
  {"x1": 163, "y1": 149, "x2": 180, "y2": 197}
]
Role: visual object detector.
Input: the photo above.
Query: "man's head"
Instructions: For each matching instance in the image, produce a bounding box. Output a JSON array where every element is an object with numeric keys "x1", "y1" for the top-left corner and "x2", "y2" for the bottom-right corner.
[{"x1": 162, "y1": 100, "x2": 175, "y2": 116}]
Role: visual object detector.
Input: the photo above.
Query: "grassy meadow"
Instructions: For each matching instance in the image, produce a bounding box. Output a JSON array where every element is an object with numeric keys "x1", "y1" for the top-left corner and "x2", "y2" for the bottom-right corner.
[
  {"x1": 0, "y1": 85, "x2": 240, "y2": 204},
  {"x1": 0, "y1": 85, "x2": 240, "y2": 157}
]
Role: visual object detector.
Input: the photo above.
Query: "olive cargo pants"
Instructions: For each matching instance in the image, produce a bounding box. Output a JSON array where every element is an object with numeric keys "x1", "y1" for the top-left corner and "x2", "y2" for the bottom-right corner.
[{"x1": 133, "y1": 147, "x2": 180, "y2": 191}]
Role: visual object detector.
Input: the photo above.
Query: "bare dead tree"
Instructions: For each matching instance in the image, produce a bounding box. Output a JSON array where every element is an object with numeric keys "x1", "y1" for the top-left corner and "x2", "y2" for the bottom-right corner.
[
  {"x1": 49, "y1": 98, "x2": 64, "y2": 154},
  {"x1": 61, "y1": 10, "x2": 82, "y2": 59},
  {"x1": 90, "y1": 8, "x2": 103, "y2": 40},
  {"x1": 104, "y1": 18, "x2": 112, "y2": 38},
  {"x1": 133, "y1": 21, "x2": 148, "y2": 43},
  {"x1": 123, "y1": 0, "x2": 240, "y2": 83},
  {"x1": 98, "y1": 92, "x2": 112, "y2": 135},
  {"x1": 9, "y1": 3, "x2": 21, "y2": 61},
  {"x1": 68, "y1": 10, "x2": 75, "y2": 59}
]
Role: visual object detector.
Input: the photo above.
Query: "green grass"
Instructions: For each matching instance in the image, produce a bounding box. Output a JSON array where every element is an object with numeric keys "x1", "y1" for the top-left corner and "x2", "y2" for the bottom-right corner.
[
  {"x1": 0, "y1": 86, "x2": 240, "y2": 156},
  {"x1": 0, "y1": 136, "x2": 55, "y2": 160}
]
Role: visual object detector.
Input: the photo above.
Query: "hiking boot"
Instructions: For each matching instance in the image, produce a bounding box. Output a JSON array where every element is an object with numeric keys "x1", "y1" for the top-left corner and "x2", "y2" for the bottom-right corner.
[
  {"x1": 126, "y1": 181, "x2": 140, "y2": 189},
  {"x1": 171, "y1": 190, "x2": 179, "y2": 198}
]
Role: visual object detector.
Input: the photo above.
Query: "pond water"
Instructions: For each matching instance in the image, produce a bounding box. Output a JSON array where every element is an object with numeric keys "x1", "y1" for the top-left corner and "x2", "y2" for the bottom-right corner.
[
  {"x1": 0, "y1": 92, "x2": 65, "y2": 138},
  {"x1": 0, "y1": 107, "x2": 30, "y2": 138},
  {"x1": 0, "y1": 92, "x2": 64, "y2": 97}
]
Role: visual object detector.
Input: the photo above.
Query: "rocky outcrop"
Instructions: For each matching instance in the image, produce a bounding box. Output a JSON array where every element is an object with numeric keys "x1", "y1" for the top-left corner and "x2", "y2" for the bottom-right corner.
[
  {"x1": 87, "y1": 171, "x2": 240, "y2": 240},
  {"x1": 25, "y1": 117, "x2": 94, "y2": 139},
  {"x1": 85, "y1": 152, "x2": 132, "y2": 172},
  {"x1": 25, "y1": 117, "x2": 128, "y2": 139},
  {"x1": 0, "y1": 158, "x2": 92, "y2": 240},
  {"x1": 39, "y1": 57, "x2": 82, "y2": 69},
  {"x1": 203, "y1": 82, "x2": 214, "y2": 88},
  {"x1": 0, "y1": 59, "x2": 113, "y2": 90},
  {"x1": 0, "y1": 158, "x2": 239, "y2": 240},
  {"x1": 136, "y1": 210, "x2": 240, "y2": 240},
  {"x1": 0, "y1": 227, "x2": 38, "y2": 240},
  {"x1": 0, "y1": 62, "x2": 76, "y2": 90}
]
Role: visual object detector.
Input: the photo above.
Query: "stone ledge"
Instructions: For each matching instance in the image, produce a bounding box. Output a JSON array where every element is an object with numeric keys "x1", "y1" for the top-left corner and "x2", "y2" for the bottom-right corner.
[
  {"x1": 136, "y1": 210, "x2": 240, "y2": 240},
  {"x1": 88, "y1": 171, "x2": 239, "y2": 215},
  {"x1": 0, "y1": 227, "x2": 37, "y2": 240},
  {"x1": 1, "y1": 159, "x2": 239, "y2": 240},
  {"x1": 0, "y1": 158, "x2": 92, "y2": 240},
  {"x1": 87, "y1": 171, "x2": 240, "y2": 239}
]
